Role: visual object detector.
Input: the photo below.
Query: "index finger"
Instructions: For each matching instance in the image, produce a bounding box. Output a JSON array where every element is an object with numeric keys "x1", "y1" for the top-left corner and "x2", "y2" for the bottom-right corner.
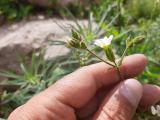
[{"x1": 43, "y1": 54, "x2": 147, "y2": 108}]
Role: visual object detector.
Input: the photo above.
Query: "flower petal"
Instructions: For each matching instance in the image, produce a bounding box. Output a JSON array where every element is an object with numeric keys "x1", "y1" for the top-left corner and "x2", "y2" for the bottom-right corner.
[
  {"x1": 94, "y1": 35, "x2": 114, "y2": 47},
  {"x1": 107, "y1": 35, "x2": 113, "y2": 43},
  {"x1": 151, "y1": 106, "x2": 157, "y2": 115},
  {"x1": 102, "y1": 35, "x2": 113, "y2": 45},
  {"x1": 156, "y1": 105, "x2": 160, "y2": 116},
  {"x1": 94, "y1": 39, "x2": 104, "y2": 48}
]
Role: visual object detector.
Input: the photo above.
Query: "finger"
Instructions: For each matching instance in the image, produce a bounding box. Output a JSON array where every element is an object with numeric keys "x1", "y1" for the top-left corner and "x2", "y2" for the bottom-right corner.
[
  {"x1": 76, "y1": 85, "x2": 113, "y2": 119},
  {"x1": 76, "y1": 96, "x2": 99, "y2": 119},
  {"x1": 47, "y1": 54, "x2": 147, "y2": 108},
  {"x1": 45, "y1": 54, "x2": 147, "y2": 108},
  {"x1": 93, "y1": 79, "x2": 143, "y2": 120},
  {"x1": 8, "y1": 54, "x2": 147, "y2": 120},
  {"x1": 140, "y1": 84, "x2": 160, "y2": 109}
]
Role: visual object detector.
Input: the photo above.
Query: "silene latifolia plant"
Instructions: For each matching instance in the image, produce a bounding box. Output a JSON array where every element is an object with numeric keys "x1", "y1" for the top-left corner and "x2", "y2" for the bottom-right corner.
[
  {"x1": 67, "y1": 30, "x2": 144, "y2": 81},
  {"x1": 67, "y1": 30, "x2": 160, "y2": 117}
]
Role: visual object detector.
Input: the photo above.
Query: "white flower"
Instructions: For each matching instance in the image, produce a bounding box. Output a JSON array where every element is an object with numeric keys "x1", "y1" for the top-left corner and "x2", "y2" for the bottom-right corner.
[
  {"x1": 151, "y1": 106, "x2": 157, "y2": 115},
  {"x1": 156, "y1": 105, "x2": 160, "y2": 116},
  {"x1": 94, "y1": 35, "x2": 113, "y2": 48},
  {"x1": 151, "y1": 105, "x2": 160, "y2": 117}
]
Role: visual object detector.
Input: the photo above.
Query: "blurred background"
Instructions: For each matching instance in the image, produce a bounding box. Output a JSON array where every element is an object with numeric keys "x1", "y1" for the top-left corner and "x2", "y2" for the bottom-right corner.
[{"x1": 0, "y1": 0, "x2": 160, "y2": 119}]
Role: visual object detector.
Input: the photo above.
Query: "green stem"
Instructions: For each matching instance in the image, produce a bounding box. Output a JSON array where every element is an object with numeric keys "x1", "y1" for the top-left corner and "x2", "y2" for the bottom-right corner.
[
  {"x1": 114, "y1": 61, "x2": 123, "y2": 80},
  {"x1": 86, "y1": 48, "x2": 115, "y2": 67},
  {"x1": 86, "y1": 48, "x2": 123, "y2": 80},
  {"x1": 119, "y1": 46, "x2": 128, "y2": 66}
]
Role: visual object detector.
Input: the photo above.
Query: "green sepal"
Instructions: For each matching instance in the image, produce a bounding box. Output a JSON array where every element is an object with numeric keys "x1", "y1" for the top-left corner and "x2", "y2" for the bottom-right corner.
[
  {"x1": 72, "y1": 30, "x2": 78, "y2": 39},
  {"x1": 71, "y1": 30, "x2": 81, "y2": 41},
  {"x1": 80, "y1": 42, "x2": 87, "y2": 49},
  {"x1": 126, "y1": 36, "x2": 145, "y2": 48},
  {"x1": 66, "y1": 40, "x2": 86, "y2": 49},
  {"x1": 66, "y1": 39, "x2": 77, "y2": 48},
  {"x1": 103, "y1": 45, "x2": 115, "y2": 62}
]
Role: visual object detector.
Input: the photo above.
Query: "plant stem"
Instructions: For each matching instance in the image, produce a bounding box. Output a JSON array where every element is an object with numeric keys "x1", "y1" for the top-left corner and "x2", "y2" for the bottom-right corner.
[
  {"x1": 86, "y1": 48, "x2": 115, "y2": 67},
  {"x1": 114, "y1": 61, "x2": 123, "y2": 80},
  {"x1": 86, "y1": 48, "x2": 123, "y2": 80},
  {"x1": 118, "y1": 46, "x2": 128, "y2": 66}
]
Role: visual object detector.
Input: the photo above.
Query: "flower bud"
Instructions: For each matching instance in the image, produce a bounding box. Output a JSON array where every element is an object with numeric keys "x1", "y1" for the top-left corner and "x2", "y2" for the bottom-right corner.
[
  {"x1": 66, "y1": 30, "x2": 87, "y2": 49},
  {"x1": 127, "y1": 36, "x2": 145, "y2": 48},
  {"x1": 66, "y1": 39, "x2": 78, "y2": 48},
  {"x1": 80, "y1": 42, "x2": 87, "y2": 49}
]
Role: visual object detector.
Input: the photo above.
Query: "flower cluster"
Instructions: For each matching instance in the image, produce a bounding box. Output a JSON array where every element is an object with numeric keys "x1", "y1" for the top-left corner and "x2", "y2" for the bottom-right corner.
[
  {"x1": 66, "y1": 30, "x2": 144, "y2": 81},
  {"x1": 67, "y1": 30, "x2": 116, "y2": 63},
  {"x1": 66, "y1": 30, "x2": 86, "y2": 49}
]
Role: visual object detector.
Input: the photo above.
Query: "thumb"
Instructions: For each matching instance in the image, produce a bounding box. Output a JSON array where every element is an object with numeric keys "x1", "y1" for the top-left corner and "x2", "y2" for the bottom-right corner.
[{"x1": 93, "y1": 79, "x2": 143, "y2": 120}]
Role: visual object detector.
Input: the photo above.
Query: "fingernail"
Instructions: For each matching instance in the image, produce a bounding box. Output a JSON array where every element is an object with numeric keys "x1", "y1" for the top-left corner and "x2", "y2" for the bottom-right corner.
[{"x1": 120, "y1": 79, "x2": 143, "y2": 106}]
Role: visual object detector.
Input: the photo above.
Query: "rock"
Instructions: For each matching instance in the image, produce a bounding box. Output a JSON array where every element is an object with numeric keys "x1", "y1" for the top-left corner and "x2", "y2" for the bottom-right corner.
[{"x1": 0, "y1": 18, "x2": 96, "y2": 76}]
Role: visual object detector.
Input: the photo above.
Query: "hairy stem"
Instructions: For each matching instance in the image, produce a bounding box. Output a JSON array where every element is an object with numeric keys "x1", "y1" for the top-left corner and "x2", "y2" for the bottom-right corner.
[
  {"x1": 118, "y1": 46, "x2": 128, "y2": 66},
  {"x1": 86, "y1": 48, "x2": 123, "y2": 80},
  {"x1": 114, "y1": 61, "x2": 123, "y2": 80},
  {"x1": 86, "y1": 48, "x2": 115, "y2": 67}
]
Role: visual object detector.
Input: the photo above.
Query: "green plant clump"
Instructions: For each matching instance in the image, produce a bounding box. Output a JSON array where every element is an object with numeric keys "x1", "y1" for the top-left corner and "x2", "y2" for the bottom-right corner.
[
  {"x1": 0, "y1": 0, "x2": 33, "y2": 21},
  {"x1": 127, "y1": 0, "x2": 160, "y2": 20}
]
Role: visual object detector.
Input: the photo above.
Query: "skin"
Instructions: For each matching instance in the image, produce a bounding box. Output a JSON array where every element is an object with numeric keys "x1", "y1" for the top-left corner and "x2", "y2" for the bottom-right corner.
[{"x1": 8, "y1": 54, "x2": 160, "y2": 120}]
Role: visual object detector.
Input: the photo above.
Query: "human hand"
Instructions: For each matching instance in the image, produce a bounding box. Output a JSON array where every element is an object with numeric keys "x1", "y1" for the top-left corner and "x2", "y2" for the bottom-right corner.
[{"x1": 8, "y1": 54, "x2": 160, "y2": 120}]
